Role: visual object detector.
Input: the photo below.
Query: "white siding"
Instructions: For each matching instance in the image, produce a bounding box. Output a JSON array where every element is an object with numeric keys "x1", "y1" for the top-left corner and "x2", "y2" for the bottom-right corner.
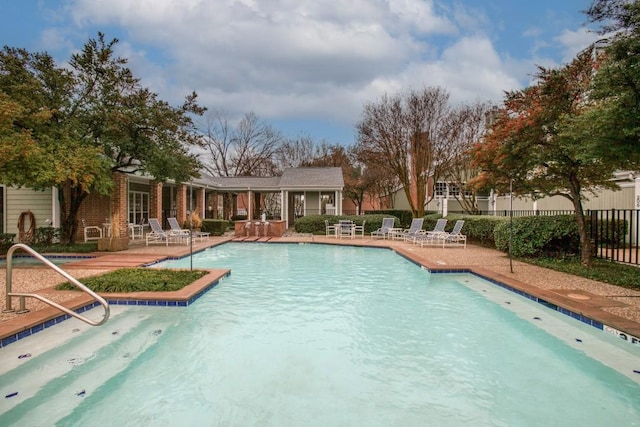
[
  {"x1": 5, "y1": 187, "x2": 54, "y2": 236},
  {"x1": 495, "y1": 186, "x2": 635, "y2": 212}
]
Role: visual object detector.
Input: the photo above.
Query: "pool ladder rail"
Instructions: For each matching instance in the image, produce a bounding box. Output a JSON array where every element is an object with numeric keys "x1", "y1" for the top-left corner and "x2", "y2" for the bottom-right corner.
[{"x1": 3, "y1": 243, "x2": 110, "y2": 326}]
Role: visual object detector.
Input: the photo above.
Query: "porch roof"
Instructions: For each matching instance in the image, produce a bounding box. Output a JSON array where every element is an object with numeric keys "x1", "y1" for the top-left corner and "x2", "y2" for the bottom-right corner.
[{"x1": 193, "y1": 167, "x2": 344, "y2": 192}]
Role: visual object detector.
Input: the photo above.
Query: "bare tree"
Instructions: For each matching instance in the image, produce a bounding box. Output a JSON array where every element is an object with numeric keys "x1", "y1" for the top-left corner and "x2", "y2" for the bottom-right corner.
[
  {"x1": 199, "y1": 110, "x2": 283, "y2": 177},
  {"x1": 441, "y1": 101, "x2": 494, "y2": 214},
  {"x1": 356, "y1": 86, "x2": 453, "y2": 217},
  {"x1": 272, "y1": 135, "x2": 317, "y2": 172}
]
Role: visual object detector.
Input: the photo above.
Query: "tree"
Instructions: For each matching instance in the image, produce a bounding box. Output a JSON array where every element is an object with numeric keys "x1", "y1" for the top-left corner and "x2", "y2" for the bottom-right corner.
[
  {"x1": 470, "y1": 48, "x2": 632, "y2": 266},
  {"x1": 272, "y1": 135, "x2": 317, "y2": 172},
  {"x1": 441, "y1": 101, "x2": 495, "y2": 214},
  {"x1": 584, "y1": 0, "x2": 640, "y2": 162},
  {"x1": 0, "y1": 33, "x2": 205, "y2": 242},
  {"x1": 356, "y1": 87, "x2": 454, "y2": 217},
  {"x1": 199, "y1": 110, "x2": 284, "y2": 178}
]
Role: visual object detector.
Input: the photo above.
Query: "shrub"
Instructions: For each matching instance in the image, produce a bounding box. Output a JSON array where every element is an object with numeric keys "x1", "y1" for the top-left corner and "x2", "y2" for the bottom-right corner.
[
  {"x1": 422, "y1": 213, "x2": 503, "y2": 246},
  {"x1": 294, "y1": 214, "x2": 398, "y2": 235},
  {"x1": 369, "y1": 210, "x2": 414, "y2": 228},
  {"x1": 588, "y1": 216, "x2": 628, "y2": 246},
  {"x1": 494, "y1": 215, "x2": 579, "y2": 257},
  {"x1": 0, "y1": 233, "x2": 16, "y2": 252},
  {"x1": 201, "y1": 219, "x2": 231, "y2": 235},
  {"x1": 34, "y1": 227, "x2": 61, "y2": 245}
]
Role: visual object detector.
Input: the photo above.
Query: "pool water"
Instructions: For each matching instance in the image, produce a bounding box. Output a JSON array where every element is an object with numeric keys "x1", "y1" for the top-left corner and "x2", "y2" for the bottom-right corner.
[{"x1": 1, "y1": 243, "x2": 639, "y2": 426}]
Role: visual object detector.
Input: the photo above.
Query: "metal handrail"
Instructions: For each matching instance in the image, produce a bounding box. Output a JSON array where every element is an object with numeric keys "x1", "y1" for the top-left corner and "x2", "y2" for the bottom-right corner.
[{"x1": 3, "y1": 243, "x2": 110, "y2": 326}]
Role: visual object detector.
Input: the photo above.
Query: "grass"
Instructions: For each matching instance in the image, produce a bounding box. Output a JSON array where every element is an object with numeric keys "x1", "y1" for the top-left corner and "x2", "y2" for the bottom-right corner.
[
  {"x1": 522, "y1": 256, "x2": 640, "y2": 291},
  {"x1": 56, "y1": 268, "x2": 208, "y2": 293}
]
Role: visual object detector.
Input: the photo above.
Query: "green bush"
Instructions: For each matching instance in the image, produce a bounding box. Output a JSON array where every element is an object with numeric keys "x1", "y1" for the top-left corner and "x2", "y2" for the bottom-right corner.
[
  {"x1": 34, "y1": 227, "x2": 61, "y2": 245},
  {"x1": 294, "y1": 214, "x2": 399, "y2": 235},
  {"x1": 421, "y1": 213, "x2": 503, "y2": 246},
  {"x1": 588, "y1": 216, "x2": 627, "y2": 246},
  {"x1": 201, "y1": 219, "x2": 231, "y2": 235},
  {"x1": 494, "y1": 215, "x2": 580, "y2": 257},
  {"x1": 369, "y1": 210, "x2": 415, "y2": 228},
  {"x1": 57, "y1": 268, "x2": 208, "y2": 293},
  {"x1": 0, "y1": 233, "x2": 16, "y2": 252}
]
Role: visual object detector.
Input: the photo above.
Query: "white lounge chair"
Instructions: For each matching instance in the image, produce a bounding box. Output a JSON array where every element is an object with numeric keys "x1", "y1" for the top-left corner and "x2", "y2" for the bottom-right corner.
[
  {"x1": 440, "y1": 220, "x2": 467, "y2": 248},
  {"x1": 146, "y1": 218, "x2": 187, "y2": 246},
  {"x1": 418, "y1": 220, "x2": 466, "y2": 248},
  {"x1": 392, "y1": 218, "x2": 424, "y2": 240},
  {"x1": 167, "y1": 217, "x2": 191, "y2": 237},
  {"x1": 411, "y1": 218, "x2": 448, "y2": 244},
  {"x1": 371, "y1": 217, "x2": 395, "y2": 239}
]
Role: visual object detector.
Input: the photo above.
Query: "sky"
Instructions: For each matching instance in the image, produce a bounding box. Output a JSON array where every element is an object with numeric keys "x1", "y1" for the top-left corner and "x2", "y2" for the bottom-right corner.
[{"x1": 0, "y1": 0, "x2": 602, "y2": 146}]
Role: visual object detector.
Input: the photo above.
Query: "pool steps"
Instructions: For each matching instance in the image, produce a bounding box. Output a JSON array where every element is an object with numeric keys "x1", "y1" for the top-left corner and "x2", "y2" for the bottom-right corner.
[{"x1": 0, "y1": 308, "x2": 171, "y2": 424}]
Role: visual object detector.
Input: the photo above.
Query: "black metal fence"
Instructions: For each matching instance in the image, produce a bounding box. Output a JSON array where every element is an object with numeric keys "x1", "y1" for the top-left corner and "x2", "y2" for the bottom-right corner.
[{"x1": 589, "y1": 209, "x2": 639, "y2": 265}]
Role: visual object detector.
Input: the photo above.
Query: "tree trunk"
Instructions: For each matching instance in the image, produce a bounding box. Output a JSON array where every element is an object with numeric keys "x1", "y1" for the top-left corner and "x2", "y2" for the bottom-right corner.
[
  {"x1": 58, "y1": 183, "x2": 89, "y2": 244},
  {"x1": 570, "y1": 194, "x2": 593, "y2": 267}
]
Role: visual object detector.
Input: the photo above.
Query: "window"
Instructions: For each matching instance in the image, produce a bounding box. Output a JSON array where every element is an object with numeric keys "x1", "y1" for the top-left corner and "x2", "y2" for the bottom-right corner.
[
  {"x1": 435, "y1": 182, "x2": 447, "y2": 197},
  {"x1": 128, "y1": 191, "x2": 149, "y2": 225}
]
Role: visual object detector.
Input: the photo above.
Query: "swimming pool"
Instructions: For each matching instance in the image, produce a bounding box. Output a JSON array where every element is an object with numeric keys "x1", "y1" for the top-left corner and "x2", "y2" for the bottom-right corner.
[{"x1": 1, "y1": 243, "x2": 639, "y2": 425}]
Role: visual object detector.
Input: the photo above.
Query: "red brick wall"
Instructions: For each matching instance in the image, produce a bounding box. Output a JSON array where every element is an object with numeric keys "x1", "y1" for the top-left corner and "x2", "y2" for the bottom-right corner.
[
  {"x1": 176, "y1": 184, "x2": 187, "y2": 224},
  {"x1": 149, "y1": 181, "x2": 162, "y2": 222}
]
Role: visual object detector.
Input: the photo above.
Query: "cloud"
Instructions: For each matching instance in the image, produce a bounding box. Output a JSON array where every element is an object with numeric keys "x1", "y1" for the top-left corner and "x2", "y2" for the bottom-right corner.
[
  {"x1": 36, "y1": 0, "x2": 594, "y2": 141},
  {"x1": 554, "y1": 27, "x2": 601, "y2": 63}
]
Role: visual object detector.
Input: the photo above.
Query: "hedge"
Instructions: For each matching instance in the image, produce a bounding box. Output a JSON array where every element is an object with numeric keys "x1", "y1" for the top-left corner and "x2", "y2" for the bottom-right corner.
[
  {"x1": 201, "y1": 219, "x2": 232, "y2": 235},
  {"x1": 494, "y1": 215, "x2": 580, "y2": 257},
  {"x1": 294, "y1": 214, "x2": 400, "y2": 235}
]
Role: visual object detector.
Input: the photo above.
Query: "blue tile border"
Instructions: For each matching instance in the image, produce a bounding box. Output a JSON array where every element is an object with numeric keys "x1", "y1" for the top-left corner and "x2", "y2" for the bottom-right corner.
[{"x1": 460, "y1": 270, "x2": 639, "y2": 346}]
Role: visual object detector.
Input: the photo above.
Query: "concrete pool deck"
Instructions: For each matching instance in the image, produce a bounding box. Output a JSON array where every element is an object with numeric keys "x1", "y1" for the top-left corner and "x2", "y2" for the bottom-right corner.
[{"x1": 1, "y1": 235, "x2": 639, "y2": 344}]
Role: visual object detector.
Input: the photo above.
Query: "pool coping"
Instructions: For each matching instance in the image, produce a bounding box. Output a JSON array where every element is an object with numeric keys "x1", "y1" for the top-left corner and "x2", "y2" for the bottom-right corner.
[
  {"x1": 1, "y1": 238, "x2": 639, "y2": 348},
  {"x1": 0, "y1": 269, "x2": 230, "y2": 347}
]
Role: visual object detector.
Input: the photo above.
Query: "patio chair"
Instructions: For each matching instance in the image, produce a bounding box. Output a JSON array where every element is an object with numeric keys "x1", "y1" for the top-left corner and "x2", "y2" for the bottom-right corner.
[
  {"x1": 167, "y1": 217, "x2": 191, "y2": 237},
  {"x1": 392, "y1": 218, "x2": 424, "y2": 240},
  {"x1": 370, "y1": 217, "x2": 395, "y2": 239},
  {"x1": 337, "y1": 220, "x2": 355, "y2": 239},
  {"x1": 146, "y1": 218, "x2": 176, "y2": 246},
  {"x1": 411, "y1": 218, "x2": 448, "y2": 245},
  {"x1": 417, "y1": 220, "x2": 466, "y2": 248},
  {"x1": 353, "y1": 220, "x2": 366, "y2": 238},
  {"x1": 82, "y1": 219, "x2": 103, "y2": 242},
  {"x1": 325, "y1": 219, "x2": 337, "y2": 237},
  {"x1": 440, "y1": 220, "x2": 467, "y2": 248}
]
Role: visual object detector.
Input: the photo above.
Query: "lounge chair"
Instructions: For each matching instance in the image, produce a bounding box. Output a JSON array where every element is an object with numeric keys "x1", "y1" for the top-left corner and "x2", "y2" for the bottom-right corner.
[
  {"x1": 167, "y1": 217, "x2": 191, "y2": 237},
  {"x1": 411, "y1": 218, "x2": 447, "y2": 244},
  {"x1": 82, "y1": 219, "x2": 103, "y2": 242},
  {"x1": 146, "y1": 218, "x2": 187, "y2": 246},
  {"x1": 417, "y1": 220, "x2": 466, "y2": 248},
  {"x1": 392, "y1": 218, "x2": 424, "y2": 240},
  {"x1": 440, "y1": 220, "x2": 467, "y2": 248},
  {"x1": 325, "y1": 220, "x2": 337, "y2": 236},
  {"x1": 370, "y1": 217, "x2": 395, "y2": 239}
]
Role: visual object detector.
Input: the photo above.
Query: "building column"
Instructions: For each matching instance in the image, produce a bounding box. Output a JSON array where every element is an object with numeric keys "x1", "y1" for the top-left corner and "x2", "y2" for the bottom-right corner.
[
  {"x1": 176, "y1": 184, "x2": 187, "y2": 224},
  {"x1": 197, "y1": 187, "x2": 205, "y2": 218},
  {"x1": 110, "y1": 172, "x2": 128, "y2": 238},
  {"x1": 149, "y1": 181, "x2": 163, "y2": 223}
]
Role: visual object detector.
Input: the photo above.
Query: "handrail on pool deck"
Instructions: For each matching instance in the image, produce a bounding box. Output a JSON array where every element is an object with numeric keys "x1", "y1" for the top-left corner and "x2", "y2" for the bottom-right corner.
[{"x1": 3, "y1": 243, "x2": 110, "y2": 326}]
